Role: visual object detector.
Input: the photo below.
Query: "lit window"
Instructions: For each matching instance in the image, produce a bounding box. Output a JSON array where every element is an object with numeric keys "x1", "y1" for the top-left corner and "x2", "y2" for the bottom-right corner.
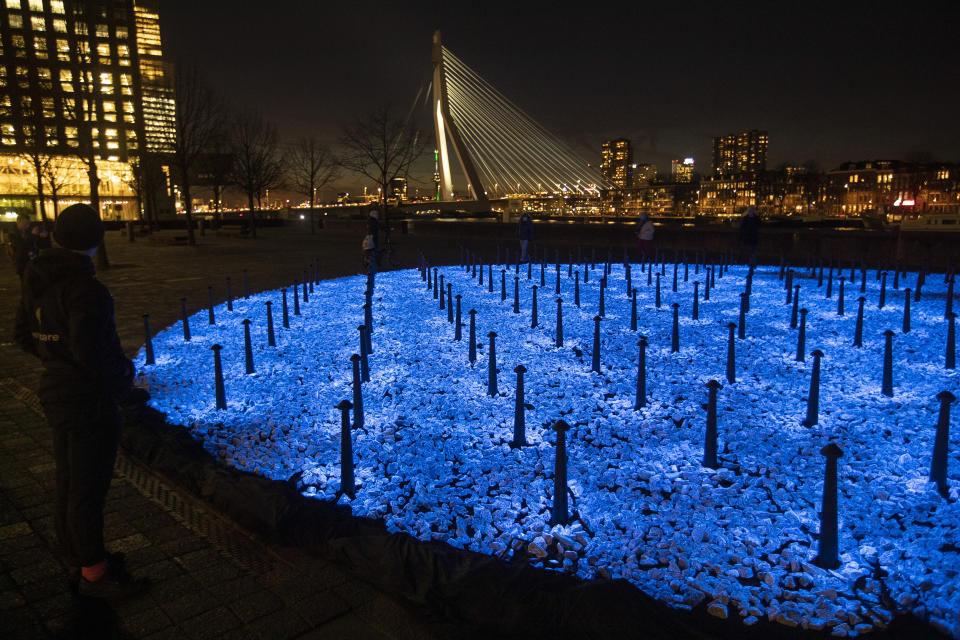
[
  {"x1": 100, "y1": 72, "x2": 113, "y2": 85},
  {"x1": 121, "y1": 101, "x2": 133, "y2": 113},
  {"x1": 15, "y1": 65, "x2": 29, "y2": 88},
  {"x1": 123, "y1": 113, "x2": 134, "y2": 123},
  {"x1": 119, "y1": 58, "x2": 130, "y2": 67},
  {"x1": 106, "y1": 141, "x2": 119, "y2": 149},
  {"x1": 45, "y1": 125, "x2": 57, "y2": 145},
  {"x1": 97, "y1": 43, "x2": 110, "y2": 57},
  {"x1": 117, "y1": 44, "x2": 130, "y2": 57},
  {"x1": 53, "y1": 19, "x2": 67, "y2": 32},
  {"x1": 33, "y1": 38, "x2": 47, "y2": 58},
  {"x1": 30, "y1": 16, "x2": 44, "y2": 31},
  {"x1": 116, "y1": 26, "x2": 128, "y2": 39},
  {"x1": 51, "y1": 0, "x2": 64, "y2": 13},
  {"x1": 96, "y1": 24, "x2": 109, "y2": 38},
  {"x1": 28, "y1": 0, "x2": 41, "y2": 10},
  {"x1": 105, "y1": 128, "x2": 117, "y2": 138},
  {"x1": 8, "y1": 14, "x2": 23, "y2": 28},
  {"x1": 6, "y1": 0, "x2": 21, "y2": 8},
  {"x1": 119, "y1": 74, "x2": 131, "y2": 86}
]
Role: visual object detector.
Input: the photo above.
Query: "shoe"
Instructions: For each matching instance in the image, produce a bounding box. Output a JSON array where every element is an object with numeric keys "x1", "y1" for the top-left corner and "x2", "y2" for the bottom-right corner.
[{"x1": 77, "y1": 554, "x2": 149, "y2": 600}]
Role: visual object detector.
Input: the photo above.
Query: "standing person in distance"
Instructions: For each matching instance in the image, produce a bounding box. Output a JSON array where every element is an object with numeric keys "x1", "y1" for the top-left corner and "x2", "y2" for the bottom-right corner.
[
  {"x1": 365, "y1": 209, "x2": 380, "y2": 274},
  {"x1": 635, "y1": 212, "x2": 654, "y2": 261},
  {"x1": 13, "y1": 204, "x2": 149, "y2": 599},
  {"x1": 518, "y1": 212, "x2": 533, "y2": 262},
  {"x1": 738, "y1": 205, "x2": 760, "y2": 267},
  {"x1": 8, "y1": 213, "x2": 50, "y2": 278}
]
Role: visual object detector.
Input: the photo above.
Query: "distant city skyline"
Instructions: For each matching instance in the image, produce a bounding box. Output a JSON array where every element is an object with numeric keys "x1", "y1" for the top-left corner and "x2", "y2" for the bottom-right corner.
[{"x1": 158, "y1": 2, "x2": 959, "y2": 195}]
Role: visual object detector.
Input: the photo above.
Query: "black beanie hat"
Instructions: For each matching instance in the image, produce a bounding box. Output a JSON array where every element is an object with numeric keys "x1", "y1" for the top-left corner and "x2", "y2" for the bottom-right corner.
[{"x1": 55, "y1": 204, "x2": 104, "y2": 251}]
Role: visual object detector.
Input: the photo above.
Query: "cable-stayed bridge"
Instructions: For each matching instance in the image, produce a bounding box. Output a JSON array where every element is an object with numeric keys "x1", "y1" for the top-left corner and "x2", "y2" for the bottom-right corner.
[{"x1": 431, "y1": 31, "x2": 610, "y2": 204}]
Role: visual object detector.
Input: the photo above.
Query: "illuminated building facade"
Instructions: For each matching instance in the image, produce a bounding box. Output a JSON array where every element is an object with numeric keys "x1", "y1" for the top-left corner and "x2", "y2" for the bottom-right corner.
[
  {"x1": 0, "y1": 0, "x2": 175, "y2": 220},
  {"x1": 388, "y1": 176, "x2": 407, "y2": 203},
  {"x1": 633, "y1": 163, "x2": 657, "y2": 185},
  {"x1": 600, "y1": 138, "x2": 633, "y2": 189},
  {"x1": 671, "y1": 157, "x2": 694, "y2": 183},
  {"x1": 712, "y1": 129, "x2": 768, "y2": 177}
]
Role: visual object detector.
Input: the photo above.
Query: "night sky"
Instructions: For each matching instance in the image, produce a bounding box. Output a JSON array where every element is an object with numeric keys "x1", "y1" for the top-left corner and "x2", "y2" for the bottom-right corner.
[{"x1": 160, "y1": 2, "x2": 960, "y2": 194}]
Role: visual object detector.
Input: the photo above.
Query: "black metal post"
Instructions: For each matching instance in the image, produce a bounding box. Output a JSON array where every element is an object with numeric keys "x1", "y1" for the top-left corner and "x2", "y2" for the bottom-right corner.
[
  {"x1": 655, "y1": 273, "x2": 661, "y2": 308},
  {"x1": 796, "y1": 308, "x2": 808, "y2": 362},
  {"x1": 812, "y1": 443, "x2": 843, "y2": 569},
  {"x1": 513, "y1": 276, "x2": 520, "y2": 314},
  {"x1": 838, "y1": 279, "x2": 845, "y2": 316},
  {"x1": 293, "y1": 280, "x2": 301, "y2": 316},
  {"x1": 575, "y1": 271, "x2": 581, "y2": 307},
  {"x1": 363, "y1": 300, "x2": 373, "y2": 354},
  {"x1": 143, "y1": 314, "x2": 154, "y2": 365},
  {"x1": 803, "y1": 350, "x2": 824, "y2": 427},
  {"x1": 882, "y1": 329, "x2": 894, "y2": 397},
  {"x1": 946, "y1": 276, "x2": 955, "y2": 319},
  {"x1": 556, "y1": 297, "x2": 563, "y2": 347},
  {"x1": 350, "y1": 354, "x2": 364, "y2": 430},
  {"x1": 631, "y1": 288, "x2": 638, "y2": 330},
  {"x1": 433, "y1": 268, "x2": 439, "y2": 299},
  {"x1": 439, "y1": 275, "x2": 445, "y2": 310},
  {"x1": 903, "y1": 289, "x2": 912, "y2": 333},
  {"x1": 336, "y1": 399, "x2": 355, "y2": 499},
  {"x1": 265, "y1": 302, "x2": 276, "y2": 347},
  {"x1": 181, "y1": 297, "x2": 191, "y2": 341},
  {"x1": 281, "y1": 288, "x2": 289, "y2": 328},
  {"x1": 208, "y1": 286, "x2": 216, "y2": 325},
  {"x1": 242, "y1": 319, "x2": 254, "y2": 374},
  {"x1": 703, "y1": 380, "x2": 722, "y2": 469},
  {"x1": 598, "y1": 279, "x2": 605, "y2": 317},
  {"x1": 487, "y1": 331, "x2": 498, "y2": 396},
  {"x1": 672, "y1": 262, "x2": 678, "y2": 293},
  {"x1": 930, "y1": 390, "x2": 955, "y2": 497},
  {"x1": 469, "y1": 309, "x2": 477, "y2": 363},
  {"x1": 549, "y1": 420, "x2": 572, "y2": 526},
  {"x1": 212, "y1": 344, "x2": 226, "y2": 410},
  {"x1": 455, "y1": 295, "x2": 462, "y2": 341},
  {"x1": 358, "y1": 325, "x2": 369, "y2": 382},
  {"x1": 512, "y1": 365, "x2": 528, "y2": 448},
  {"x1": 791, "y1": 286, "x2": 800, "y2": 328},
  {"x1": 692, "y1": 281, "x2": 699, "y2": 320},
  {"x1": 879, "y1": 271, "x2": 887, "y2": 309},
  {"x1": 671, "y1": 303, "x2": 680, "y2": 352},
  {"x1": 447, "y1": 283, "x2": 453, "y2": 323},
  {"x1": 489, "y1": 264, "x2": 493, "y2": 293},
  {"x1": 501, "y1": 269, "x2": 507, "y2": 301},
  {"x1": 226, "y1": 277, "x2": 233, "y2": 311},
  {"x1": 635, "y1": 337, "x2": 648, "y2": 409}
]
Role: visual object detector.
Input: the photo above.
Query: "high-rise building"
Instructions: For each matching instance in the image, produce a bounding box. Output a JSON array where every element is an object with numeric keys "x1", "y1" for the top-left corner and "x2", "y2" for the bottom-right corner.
[
  {"x1": 600, "y1": 138, "x2": 633, "y2": 189},
  {"x1": 388, "y1": 176, "x2": 407, "y2": 202},
  {"x1": 711, "y1": 129, "x2": 768, "y2": 176},
  {"x1": 633, "y1": 163, "x2": 657, "y2": 185},
  {"x1": 0, "y1": 0, "x2": 176, "y2": 219},
  {"x1": 671, "y1": 157, "x2": 694, "y2": 183}
]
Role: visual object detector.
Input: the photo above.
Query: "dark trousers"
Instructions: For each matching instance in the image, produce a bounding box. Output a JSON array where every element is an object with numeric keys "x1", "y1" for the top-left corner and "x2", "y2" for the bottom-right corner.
[{"x1": 46, "y1": 401, "x2": 120, "y2": 567}]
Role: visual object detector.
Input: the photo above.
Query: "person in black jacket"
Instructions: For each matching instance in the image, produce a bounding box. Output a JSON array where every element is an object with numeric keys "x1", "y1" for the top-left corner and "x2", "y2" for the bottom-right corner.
[
  {"x1": 14, "y1": 204, "x2": 148, "y2": 599},
  {"x1": 8, "y1": 213, "x2": 50, "y2": 277}
]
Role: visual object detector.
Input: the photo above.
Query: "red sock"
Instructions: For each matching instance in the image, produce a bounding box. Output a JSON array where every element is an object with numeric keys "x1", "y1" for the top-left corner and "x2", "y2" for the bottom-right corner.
[{"x1": 81, "y1": 560, "x2": 108, "y2": 582}]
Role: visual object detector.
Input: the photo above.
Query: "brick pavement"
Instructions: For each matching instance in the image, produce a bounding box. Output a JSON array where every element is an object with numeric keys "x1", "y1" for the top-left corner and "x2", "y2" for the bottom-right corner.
[{"x1": 0, "y1": 224, "x2": 476, "y2": 640}]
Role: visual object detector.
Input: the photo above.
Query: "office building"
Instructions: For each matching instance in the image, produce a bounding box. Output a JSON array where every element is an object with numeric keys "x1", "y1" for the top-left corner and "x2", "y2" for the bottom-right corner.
[
  {"x1": 600, "y1": 138, "x2": 633, "y2": 189},
  {"x1": 671, "y1": 157, "x2": 694, "y2": 183},
  {"x1": 0, "y1": 0, "x2": 176, "y2": 219},
  {"x1": 712, "y1": 129, "x2": 768, "y2": 177}
]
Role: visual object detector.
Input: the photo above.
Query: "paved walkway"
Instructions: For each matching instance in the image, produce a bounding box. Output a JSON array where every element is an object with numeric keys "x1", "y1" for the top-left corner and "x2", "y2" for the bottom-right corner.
[{"x1": 0, "y1": 224, "x2": 471, "y2": 640}]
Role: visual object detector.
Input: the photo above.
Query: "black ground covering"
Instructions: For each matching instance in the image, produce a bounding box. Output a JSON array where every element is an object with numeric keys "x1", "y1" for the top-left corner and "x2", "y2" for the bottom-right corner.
[{"x1": 118, "y1": 402, "x2": 945, "y2": 639}]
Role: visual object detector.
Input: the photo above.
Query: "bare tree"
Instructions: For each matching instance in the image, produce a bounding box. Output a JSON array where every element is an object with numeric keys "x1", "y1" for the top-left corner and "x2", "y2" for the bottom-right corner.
[
  {"x1": 195, "y1": 130, "x2": 234, "y2": 224},
  {"x1": 287, "y1": 136, "x2": 339, "y2": 234},
  {"x1": 231, "y1": 110, "x2": 283, "y2": 238},
  {"x1": 20, "y1": 129, "x2": 49, "y2": 222},
  {"x1": 173, "y1": 66, "x2": 222, "y2": 245},
  {"x1": 65, "y1": 26, "x2": 109, "y2": 268},
  {"x1": 338, "y1": 103, "x2": 425, "y2": 213},
  {"x1": 41, "y1": 156, "x2": 69, "y2": 220},
  {"x1": 126, "y1": 155, "x2": 146, "y2": 223}
]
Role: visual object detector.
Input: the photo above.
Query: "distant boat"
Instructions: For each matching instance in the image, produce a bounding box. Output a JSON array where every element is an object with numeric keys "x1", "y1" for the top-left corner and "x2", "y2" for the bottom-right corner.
[{"x1": 899, "y1": 211, "x2": 960, "y2": 231}]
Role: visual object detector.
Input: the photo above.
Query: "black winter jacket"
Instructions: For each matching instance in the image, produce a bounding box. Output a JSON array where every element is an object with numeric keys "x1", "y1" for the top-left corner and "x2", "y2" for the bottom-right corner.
[{"x1": 14, "y1": 248, "x2": 133, "y2": 407}]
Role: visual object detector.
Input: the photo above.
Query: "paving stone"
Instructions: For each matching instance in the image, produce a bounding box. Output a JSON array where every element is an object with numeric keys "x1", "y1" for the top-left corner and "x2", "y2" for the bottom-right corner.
[
  {"x1": 294, "y1": 588, "x2": 352, "y2": 627},
  {"x1": 122, "y1": 606, "x2": 174, "y2": 637},
  {"x1": 179, "y1": 605, "x2": 242, "y2": 639},
  {"x1": 227, "y1": 589, "x2": 284, "y2": 624},
  {"x1": 106, "y1": 532, "x2": 152, "y2": 554}
]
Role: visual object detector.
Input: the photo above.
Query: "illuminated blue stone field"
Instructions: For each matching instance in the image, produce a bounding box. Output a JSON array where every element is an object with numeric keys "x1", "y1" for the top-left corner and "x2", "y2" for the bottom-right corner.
[{"x1": 137, "y1": 262, "x2": 959, "y2": 637}]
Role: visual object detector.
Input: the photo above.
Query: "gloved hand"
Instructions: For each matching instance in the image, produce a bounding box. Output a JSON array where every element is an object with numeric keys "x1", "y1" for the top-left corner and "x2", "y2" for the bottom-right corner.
[{"x1": 121, "y1": 386, "x2": 151, "y2": 405}]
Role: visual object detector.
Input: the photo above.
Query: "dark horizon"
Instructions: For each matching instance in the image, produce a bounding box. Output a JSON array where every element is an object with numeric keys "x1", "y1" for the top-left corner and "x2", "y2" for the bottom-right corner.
[{"x1": 160, "y1": 2, "x2": 960, "y2": 195}]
